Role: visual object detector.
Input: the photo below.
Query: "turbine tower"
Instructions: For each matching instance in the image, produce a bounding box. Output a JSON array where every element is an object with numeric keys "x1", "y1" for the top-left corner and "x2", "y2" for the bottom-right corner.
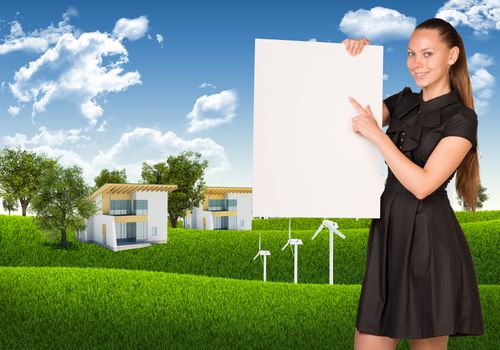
[
  {"x1": 253, "y1": 234, "x2": 271, "y2": 281},
  {"x1": 281, "y1": 218, "x2": 303, "y2": 283},
  {"x1": 311, "y1": 219, "x2": 346, "y2": 284}
]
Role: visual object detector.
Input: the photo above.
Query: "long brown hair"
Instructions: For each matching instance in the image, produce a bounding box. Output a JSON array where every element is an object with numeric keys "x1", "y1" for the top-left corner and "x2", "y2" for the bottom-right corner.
[{"x1": 415, "y1": 18, "x2": 480, "y2": 212}]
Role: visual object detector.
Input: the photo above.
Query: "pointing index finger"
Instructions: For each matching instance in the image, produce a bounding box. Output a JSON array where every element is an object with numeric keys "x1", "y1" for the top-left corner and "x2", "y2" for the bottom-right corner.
[{"x1": 348, "y1": 97, "x2": 364, "y2": 113}]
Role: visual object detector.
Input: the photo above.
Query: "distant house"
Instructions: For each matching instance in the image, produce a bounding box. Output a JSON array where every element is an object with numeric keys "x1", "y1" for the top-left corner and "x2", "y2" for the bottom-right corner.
[
  {"x1": 79, "y1": 183, "x2": 177, "y2": 251},
  {"x1": 183, "y1": 187, "x2": 252, "y2": 230}
]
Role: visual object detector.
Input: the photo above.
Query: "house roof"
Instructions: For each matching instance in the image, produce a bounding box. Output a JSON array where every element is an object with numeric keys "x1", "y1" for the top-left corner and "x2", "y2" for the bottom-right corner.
[
  {"x1": 90, "y1": 183, "x2": 178, "y2": 199},
  {"x1": 206, "y1": 187, "x2": 252, "y2": 195}
]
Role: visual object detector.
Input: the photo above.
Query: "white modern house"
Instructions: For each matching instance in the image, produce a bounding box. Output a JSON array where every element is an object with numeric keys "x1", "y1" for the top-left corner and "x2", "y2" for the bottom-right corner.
[
  {"x1": 183, "y1": 186, "x2": 252, "y2": 230},
  {"x1": 79, "y1": 183, "x2": 177, "y2": 251}
]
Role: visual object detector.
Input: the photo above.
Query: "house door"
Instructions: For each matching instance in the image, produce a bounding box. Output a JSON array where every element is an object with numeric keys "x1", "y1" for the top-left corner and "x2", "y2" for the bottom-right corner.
[{"x1": 102, "y1": 224, "x2": 106, "y2": 243}]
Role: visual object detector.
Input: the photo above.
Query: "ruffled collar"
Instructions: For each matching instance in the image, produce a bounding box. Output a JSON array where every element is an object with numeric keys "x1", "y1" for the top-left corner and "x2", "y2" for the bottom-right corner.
[{"x1": 386, "y1": 88, "x2": 460, "y2": 154}]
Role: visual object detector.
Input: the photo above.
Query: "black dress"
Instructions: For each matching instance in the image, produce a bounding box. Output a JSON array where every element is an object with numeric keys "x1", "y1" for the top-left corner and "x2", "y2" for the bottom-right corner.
[{"x1": 355, "y1": 86, "x2": 484, "y2": 339}]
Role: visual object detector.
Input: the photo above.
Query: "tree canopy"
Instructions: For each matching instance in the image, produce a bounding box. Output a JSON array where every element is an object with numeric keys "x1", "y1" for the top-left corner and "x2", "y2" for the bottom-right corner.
[
  {"x1": 93, "y1": 168, "x2": 128, "y2": 190},
  {"x1": 141, "y1": 151, "x2": 208, "y2": 228},
  {"x1": 0, "y1": 147, "x2": 56, "y2": 216},
  {"x1": 30, "y1": 164, "x2": 97, "y2": 248}
]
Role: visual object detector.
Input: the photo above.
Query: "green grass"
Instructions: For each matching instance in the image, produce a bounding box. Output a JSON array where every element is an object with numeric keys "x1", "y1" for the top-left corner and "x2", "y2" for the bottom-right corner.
[
  {"x1": 1, "y1": 266, "x2": 498, "y2": 350},
  {"x1": 1, "y1": 214, "x2": 499, "y2": 349},
  {"x1": 251, "y1": 210, "x2": 500, "y2": 230},
  {"x1": 1, "y1": 215, "x2": 499, "y2": 284}
]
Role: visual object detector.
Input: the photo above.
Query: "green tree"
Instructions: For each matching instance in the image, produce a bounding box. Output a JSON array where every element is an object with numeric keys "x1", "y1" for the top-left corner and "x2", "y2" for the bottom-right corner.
[
  {"x1": 30, "y1": 164, "x2": 97, "y2": 248},
  {"x1": 93, "y1": 168, "x2": 128, "y2": 190},
  {"x1": 2, "y1": 193, "x2": 19, "y2": 215},
  {"x1": 458, "y1": 181, "x2": 488, "y2": 211},
  {"x1": 141, "y1": 151, "x2": 208, "y2": 228},
  {"x1": 0, "y1": 147, "x2": 56, "y2": 216}
]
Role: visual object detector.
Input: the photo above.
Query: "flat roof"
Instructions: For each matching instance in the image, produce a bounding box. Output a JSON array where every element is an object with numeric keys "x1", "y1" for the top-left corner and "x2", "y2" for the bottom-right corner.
[
  {"x1": 206, "y1": 187, "x2": 252, "y2": 195},
  {"x1": 90, "y1": 183, "x2": 178, "y2": 199}
]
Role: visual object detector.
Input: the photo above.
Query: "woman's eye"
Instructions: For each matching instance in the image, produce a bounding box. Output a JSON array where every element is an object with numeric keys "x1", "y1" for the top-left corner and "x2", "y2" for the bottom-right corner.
[
  {"x1": 424, "y1": 52, "x2": 433, "y2": 57},
  {"x1": 407, "y1": 52, "x2": 414, "y2": 57}
]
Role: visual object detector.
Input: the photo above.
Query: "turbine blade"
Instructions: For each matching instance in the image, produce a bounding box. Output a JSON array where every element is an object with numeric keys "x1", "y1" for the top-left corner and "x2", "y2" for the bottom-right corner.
[
  {"x1": 281, "y1": 241, "x2": 290, "y2": 251},
  {"x1": 333, "y1": 229, "x2": 346, "y2": 239},
  {"x1": 253, "y1": 252, "x2": 260, "y2": 260},
  {"x1": 311, "y1": 224, "x2": 324, "y2": 240}
]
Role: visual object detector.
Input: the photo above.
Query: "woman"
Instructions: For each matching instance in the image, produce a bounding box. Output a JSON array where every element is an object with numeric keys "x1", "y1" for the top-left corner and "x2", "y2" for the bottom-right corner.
[{"x1": 343, "y1": 18, "x2": 484, "y2": 350}]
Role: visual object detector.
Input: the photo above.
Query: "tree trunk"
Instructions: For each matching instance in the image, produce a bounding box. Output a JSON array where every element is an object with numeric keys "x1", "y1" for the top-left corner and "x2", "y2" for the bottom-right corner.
[
  {"x1": 61, "y1": 227, "x2": 68, "y2": 248},
  {"x1": 20, "y1": 198, "x2": 29, "y2": 216},
  {"x1": 171, "y1": 216, "x2": 178, "y2": 228}
]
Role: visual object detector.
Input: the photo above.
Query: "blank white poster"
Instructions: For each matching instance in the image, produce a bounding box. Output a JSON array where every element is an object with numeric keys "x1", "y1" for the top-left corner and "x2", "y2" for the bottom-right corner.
[{"x1": 252, "y1": 38, "x2": 384, "y2": 218}]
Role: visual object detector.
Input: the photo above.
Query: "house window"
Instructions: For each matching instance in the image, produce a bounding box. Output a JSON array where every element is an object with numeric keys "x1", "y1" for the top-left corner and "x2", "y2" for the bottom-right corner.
[
  {"x1": 152, "y1": 226, "x2": 157, "y2": 236},
  {"x1": 240, "y1": 219, "x2": 244, "y2": 227}
]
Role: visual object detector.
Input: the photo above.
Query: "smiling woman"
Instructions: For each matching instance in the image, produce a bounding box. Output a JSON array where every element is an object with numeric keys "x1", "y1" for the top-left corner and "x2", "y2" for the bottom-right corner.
[{"x1": 346, "y1": 17, "x2": 484, "y2": 350}]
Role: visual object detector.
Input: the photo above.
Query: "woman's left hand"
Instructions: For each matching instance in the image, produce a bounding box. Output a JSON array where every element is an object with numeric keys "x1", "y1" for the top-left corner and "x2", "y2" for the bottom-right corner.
[{"x1": 349, "y1": 96, "x2": 385, "y2": 144}]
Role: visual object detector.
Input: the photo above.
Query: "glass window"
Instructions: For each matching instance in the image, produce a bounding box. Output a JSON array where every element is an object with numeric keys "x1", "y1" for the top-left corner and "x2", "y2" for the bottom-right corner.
[{"x1": 152, "y1": 226, "x2": 157, "y2": 236}]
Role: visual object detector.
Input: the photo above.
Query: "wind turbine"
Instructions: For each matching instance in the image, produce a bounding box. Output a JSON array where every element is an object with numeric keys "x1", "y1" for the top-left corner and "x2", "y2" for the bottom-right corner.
[
  {"x1": 311, "y1": 219, "x2": 346, "y2": 284},
  {"x1": 281, "y1": 218, "x2": 303, "y2": 283},
  {"x1": 253, "y1": 234, "x2": 271, "y2": 281}
]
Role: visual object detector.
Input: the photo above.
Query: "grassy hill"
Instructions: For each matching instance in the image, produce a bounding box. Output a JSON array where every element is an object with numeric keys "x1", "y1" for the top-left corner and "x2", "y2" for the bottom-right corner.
[
  {"x1": 1, "y1": 214, "x2": 499, "y2": 349},
  {"x1": 1, "y1": 266, "x2": 498, "y2": 350},
  {"x1": 0, "y1": 215, "x2": 498, "y2": 284}
]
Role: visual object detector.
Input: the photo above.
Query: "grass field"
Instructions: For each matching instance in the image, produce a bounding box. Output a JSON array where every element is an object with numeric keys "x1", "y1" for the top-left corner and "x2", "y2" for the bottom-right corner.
[{"x1": 0, "y1": 214, "x2": 499, "y2": 349}]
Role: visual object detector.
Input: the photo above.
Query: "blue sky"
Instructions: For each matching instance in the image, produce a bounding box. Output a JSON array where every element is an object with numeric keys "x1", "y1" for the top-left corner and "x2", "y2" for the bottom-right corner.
[{"x1": 0, "y1": 0, "x2": 499, "y2": 210}]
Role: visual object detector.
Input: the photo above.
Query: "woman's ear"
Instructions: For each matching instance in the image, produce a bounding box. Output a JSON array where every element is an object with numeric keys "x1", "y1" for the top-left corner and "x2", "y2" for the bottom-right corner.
[{"x1": 449, "y1": 46, "x2": 459, "y2": 65}]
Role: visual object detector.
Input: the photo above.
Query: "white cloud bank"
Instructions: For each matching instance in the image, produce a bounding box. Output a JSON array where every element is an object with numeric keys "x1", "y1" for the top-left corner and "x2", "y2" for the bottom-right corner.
[
  {"x1": 339, "y1": 7, "x2": 416, "y2": 42},
  {"x1": 186, "y1": 89, "x2": 238, "y2": 133},
  {"x1": 2, "y1": 127, "x2": 231, "y2": 185},
  {"x1": 436, "y1": 0, "x2": 500, "y2": 37},
  {"x1": 2, "y1": 10, "x2": 150, "y2": 125},
  {"x1": 467, "y1": 52, "x2": 496, "y2": 115}
]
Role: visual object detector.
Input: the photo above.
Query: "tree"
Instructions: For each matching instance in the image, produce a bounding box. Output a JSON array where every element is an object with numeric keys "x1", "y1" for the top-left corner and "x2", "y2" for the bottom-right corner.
[
  {"x1": 30, "y1": 164, "x2": 97, "y2": 248},
  {"x1": 93, "y1": 168, "x2": 128, "y2": 190},
  {"x1": 0, "y1": 147, "x2": 56, "y2": 216},
  {"x1": 141, "y1": 151, "x2": 208, "y2": 228},
  {"x1": 2, "y1": 193, "x2": 18, "y2": 215},
  {"x1": 458, "y1": 181, "x2": 488, "y2": 211}
]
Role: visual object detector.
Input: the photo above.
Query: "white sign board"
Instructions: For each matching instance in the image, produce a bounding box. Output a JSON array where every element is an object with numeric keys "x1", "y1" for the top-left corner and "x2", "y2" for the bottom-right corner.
[{"x1": 252, "y1": 38, "x2": 384, "y2": 218}]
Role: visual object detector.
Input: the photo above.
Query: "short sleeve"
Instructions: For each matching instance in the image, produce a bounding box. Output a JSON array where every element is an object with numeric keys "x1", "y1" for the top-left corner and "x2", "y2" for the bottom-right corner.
[
  {"x1": 383, "y1": 86, "x2": 412, "y2": 118},
  {"x1": 443, "y1": 110, "x2": 478, "y2": 153}
]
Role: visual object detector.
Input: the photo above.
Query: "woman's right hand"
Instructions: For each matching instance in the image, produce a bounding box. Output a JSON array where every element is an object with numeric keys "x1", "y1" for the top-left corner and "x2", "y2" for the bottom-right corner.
[{"x1": 341, "y1": 38, "x2": 370, "y2": 56}]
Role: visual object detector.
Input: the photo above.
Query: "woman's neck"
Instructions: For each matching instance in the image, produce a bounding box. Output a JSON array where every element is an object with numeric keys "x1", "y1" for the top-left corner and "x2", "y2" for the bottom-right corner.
[{"x1": 422, "y1": 80, "x2": 451, "y2": 101}]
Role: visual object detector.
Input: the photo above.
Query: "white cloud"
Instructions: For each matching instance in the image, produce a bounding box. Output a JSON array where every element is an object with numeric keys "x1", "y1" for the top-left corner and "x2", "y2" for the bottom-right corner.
[
  {"x1": 383, "y1": 74, "x2": 389, "y2": 80},
  {"x1": 308, "y1": 38, "x2": 317, "y2": 42},
  {"x1": 467, "y1": 52, "x2": 496, "y2": 115},
  {"x1": 9, "y1": 31, "x2": 142, "y2": 124},
  {"x1": 96, "y1": 120, "x2": 108, "y2": 132},
  {"x1": 0, "y1": 8, "x2": 77, "y2": 55},
  {"x1": 436, "y1": 0, "x2": 500, "y2": 37},
  {"x1": 186, "y1": 89, "x2": 238, "y2": 133},
  {"x1": 199, "y1": 82, "x2": 217, "y2": 89},
  {"x1": 8, "y1": 105, "x2": 20, "y2": 116},
  {"x1": 468, "y1": 52, "x2": 495, "y2": 71},
  {"x1": 2, "y1": 127, "x2": 89, "y2": 147},
  {"x1": 339, "y1": 7, "x2": 416, "y2": 42},
  {"x1": 156, "y1": 33, "x2": 164, "y2": 48},
  {"x1": 2, "y1": 126, "x2": 232, "y2": 185},
  {"x1": 113, "y1": 16, "x2": 149, "y2": 41}
]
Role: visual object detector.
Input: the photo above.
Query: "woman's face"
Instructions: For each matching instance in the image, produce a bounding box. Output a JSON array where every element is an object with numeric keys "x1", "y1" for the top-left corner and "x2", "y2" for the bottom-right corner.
[{"x1": 406, "y1": 28, "x2": 458, "y2": 89}]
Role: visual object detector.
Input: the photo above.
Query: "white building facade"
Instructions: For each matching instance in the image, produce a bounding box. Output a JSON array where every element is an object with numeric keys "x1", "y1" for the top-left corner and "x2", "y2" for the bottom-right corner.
[
  {"x1": 80, "y1": 183, "x2": 177, "y2": 251},
  {"x1": 183, "y1": 187, "x2": 252, "y2": 230}
]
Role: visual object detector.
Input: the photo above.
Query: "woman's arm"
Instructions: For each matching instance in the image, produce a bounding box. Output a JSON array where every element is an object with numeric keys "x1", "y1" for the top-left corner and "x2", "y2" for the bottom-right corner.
[{"x1": 373, "y1": 133, "x2": 472, "y2": 199}]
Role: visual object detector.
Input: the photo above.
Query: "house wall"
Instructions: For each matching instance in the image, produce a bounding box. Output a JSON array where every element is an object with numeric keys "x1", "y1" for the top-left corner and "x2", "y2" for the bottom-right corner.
[
  {"x1": 91, "y1": 215, "x2": 117, "y2": 248},
  {"x1": 133, "y1": 191, "x2": 168, "y2": 243},
  {"x1": 226, "y1": 193, "x2": 252, "y2": 230}
]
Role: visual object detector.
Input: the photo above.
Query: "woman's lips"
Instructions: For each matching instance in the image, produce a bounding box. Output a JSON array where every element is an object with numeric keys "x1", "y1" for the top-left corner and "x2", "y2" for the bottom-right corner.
[{"x1": 415, "y1": 72, "x2": 428, "y2": 79}]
